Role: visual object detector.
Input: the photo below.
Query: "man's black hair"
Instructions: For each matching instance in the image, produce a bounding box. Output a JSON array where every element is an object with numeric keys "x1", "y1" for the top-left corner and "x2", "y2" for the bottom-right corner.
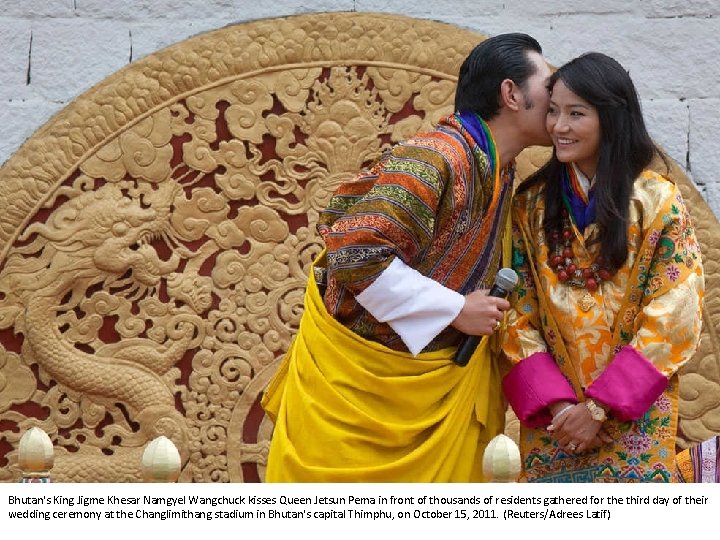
[{"x1": 455, "y1": 33, "x2": 543, "y2": 120}]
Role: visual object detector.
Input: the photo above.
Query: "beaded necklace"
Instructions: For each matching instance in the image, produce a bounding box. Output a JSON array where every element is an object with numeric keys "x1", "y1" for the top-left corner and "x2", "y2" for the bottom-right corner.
[{"x1": 548, "y1": 165, "x2": 612, "y2": 292}]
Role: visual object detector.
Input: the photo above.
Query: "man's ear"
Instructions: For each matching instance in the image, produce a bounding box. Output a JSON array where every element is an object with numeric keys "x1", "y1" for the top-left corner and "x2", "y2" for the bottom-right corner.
[{"x1": 499, "y1": 79, "x2": 521, "y2": 112}]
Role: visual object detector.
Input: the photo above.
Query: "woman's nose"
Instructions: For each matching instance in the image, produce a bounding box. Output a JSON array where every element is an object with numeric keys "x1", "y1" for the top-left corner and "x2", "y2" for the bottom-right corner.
[{"x1": 553, "y1": 116, "x2": 570, "y2": 133}]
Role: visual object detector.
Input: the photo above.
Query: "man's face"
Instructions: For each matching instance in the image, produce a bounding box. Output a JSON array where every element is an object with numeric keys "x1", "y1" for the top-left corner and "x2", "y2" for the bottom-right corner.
[{"x1": 517, "y1": 51, "x2": 553, "y2": 146}]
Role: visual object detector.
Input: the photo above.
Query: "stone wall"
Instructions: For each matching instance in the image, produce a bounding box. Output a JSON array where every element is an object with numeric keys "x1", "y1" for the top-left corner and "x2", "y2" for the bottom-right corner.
[{"x1": 1, "y1": 0, "x2": 718, "y2": 216}]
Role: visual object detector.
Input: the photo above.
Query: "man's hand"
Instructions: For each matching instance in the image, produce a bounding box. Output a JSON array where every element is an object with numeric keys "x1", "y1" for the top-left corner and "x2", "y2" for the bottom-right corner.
[{"x1": 450, "y1": 289, "x2": 510, "y2": 335}]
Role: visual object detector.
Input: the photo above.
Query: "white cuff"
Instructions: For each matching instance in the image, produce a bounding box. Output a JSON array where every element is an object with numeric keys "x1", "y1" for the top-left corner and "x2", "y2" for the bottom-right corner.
[{"x1": 355, "y1": 257, "x2": 465, "y2": 356}]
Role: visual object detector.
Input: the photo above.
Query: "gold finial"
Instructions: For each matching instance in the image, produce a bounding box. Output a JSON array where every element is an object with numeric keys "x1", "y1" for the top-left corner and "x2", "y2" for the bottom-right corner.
[
  {"x1": 18, "y1": 427, "x2": 54, "y2": 482},
  {"x1": 141, "y1": 436, "x2": 181, "y2": 483},
  {"x1": 482, "y1": 434, "x2": 521, "y2": 482}
]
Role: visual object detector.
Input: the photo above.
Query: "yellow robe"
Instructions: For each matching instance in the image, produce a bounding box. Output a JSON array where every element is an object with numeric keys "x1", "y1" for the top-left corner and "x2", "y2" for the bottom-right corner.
[{"x1": 261, "y1": 255, "x2": 505, "y2": 482}]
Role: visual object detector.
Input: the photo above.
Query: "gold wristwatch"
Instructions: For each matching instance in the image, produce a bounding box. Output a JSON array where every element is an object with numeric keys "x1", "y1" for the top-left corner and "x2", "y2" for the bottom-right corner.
[{"x1": 585, "y1": 399, "x2": 607, "y2": 422}]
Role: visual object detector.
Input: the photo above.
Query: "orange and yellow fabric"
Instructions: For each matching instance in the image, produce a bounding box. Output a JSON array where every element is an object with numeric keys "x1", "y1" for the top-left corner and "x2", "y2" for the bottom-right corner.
[{"x1": 502, "y1": 170, "x2": 704, "y2": 482}]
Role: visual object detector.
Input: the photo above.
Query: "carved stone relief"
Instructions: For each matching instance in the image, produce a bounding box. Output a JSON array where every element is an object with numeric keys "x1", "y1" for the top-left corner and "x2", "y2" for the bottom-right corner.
[{"x1": 0, "y1": 13, "x2": 717, "y2": 482}]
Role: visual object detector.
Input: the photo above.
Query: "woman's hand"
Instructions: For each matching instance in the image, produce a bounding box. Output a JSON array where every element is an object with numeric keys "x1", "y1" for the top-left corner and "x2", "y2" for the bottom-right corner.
[{"x1": 547, "y1": 403, "x2": 612, "y2": 454}]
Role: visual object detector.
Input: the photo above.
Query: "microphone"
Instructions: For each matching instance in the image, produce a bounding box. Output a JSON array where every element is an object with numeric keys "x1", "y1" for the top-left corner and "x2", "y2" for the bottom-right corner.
[{"x1": 454, "y1": 268, "x2": 518, "y2": 367}]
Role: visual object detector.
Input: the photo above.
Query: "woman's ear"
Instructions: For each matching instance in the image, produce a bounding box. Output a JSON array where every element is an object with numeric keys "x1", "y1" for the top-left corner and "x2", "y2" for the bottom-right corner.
[{"x1": 500, "y1": 79, "x2": 521, "y2": 112}]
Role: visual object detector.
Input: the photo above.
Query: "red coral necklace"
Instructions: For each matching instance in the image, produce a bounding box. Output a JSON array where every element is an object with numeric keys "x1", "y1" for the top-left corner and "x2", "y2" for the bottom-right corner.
[{"x1": 549, "y1": 208, "x2": 612, "y2": 292}]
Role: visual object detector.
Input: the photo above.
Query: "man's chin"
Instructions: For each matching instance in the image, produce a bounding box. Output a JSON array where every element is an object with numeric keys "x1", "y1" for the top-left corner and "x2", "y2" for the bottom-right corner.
[
  {"x1": 529, "y1": 142, "x2": 553, "y2": 149},
  {"x1": 533, "y1": 133, "x2": 553, "y2": 147}
]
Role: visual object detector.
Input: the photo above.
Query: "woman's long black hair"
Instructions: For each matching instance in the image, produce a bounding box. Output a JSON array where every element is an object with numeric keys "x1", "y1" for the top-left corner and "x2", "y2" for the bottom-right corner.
[{"x1": 518, "y1": 52, "x2": 658, "y2": 271}]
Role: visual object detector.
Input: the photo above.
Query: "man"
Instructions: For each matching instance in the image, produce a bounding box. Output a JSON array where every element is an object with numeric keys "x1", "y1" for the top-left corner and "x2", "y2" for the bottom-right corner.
[{"x1": 261, "y1": 33, "x2": 552, "y2": 481}]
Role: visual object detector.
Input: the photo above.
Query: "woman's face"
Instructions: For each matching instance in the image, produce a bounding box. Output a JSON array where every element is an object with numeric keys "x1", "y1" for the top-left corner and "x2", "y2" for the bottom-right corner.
[{"x1": 546, "y1": 80, "x2": 601, "y2": 179}]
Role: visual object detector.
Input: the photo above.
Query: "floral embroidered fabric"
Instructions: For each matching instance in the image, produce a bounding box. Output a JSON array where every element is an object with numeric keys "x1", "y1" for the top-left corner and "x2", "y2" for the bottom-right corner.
[{"x1": 504, "y1": 170, "x2": 704, "y2": 482}]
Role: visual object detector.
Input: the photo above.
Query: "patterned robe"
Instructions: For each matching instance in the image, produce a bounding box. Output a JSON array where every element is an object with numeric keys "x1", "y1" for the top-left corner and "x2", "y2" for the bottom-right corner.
[
  {"x1": 504, "y1": 170, "x2": 704, "y2": 482},
  {"x1": 261, "y1": 113, "x2": 512, "y2": 480},
  {"x1": 675, "y1": 436, "x2": 720, "y2": 482},
  {"x1": 317, "y1": 114, "x2": 513, "y2": 352}
]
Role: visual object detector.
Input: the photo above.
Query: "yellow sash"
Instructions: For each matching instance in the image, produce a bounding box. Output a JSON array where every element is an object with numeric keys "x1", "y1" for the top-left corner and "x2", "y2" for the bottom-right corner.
[{"x1": 261, "y1": 256, "x2": 505, "y2": 482}]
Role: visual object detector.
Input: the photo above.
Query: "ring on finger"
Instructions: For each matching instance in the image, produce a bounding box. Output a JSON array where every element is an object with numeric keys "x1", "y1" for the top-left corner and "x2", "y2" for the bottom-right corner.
[{"x1": 568, "y1": 442, "x2": 577, "y2": 451}]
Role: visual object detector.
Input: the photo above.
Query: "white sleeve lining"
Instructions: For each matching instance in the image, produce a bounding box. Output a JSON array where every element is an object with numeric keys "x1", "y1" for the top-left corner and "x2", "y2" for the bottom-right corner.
[{"x1": 355, "y1": 257, "x2": 465, "y2": 356}]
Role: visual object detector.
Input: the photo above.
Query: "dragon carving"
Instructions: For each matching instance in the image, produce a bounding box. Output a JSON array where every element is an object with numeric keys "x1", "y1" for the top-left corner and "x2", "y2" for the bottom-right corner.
[{"x1": 0, "y1": 179, "x2": 200, "y2": 481}]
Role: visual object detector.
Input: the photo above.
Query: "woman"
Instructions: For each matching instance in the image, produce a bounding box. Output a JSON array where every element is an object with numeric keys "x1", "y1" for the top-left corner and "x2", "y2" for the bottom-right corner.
[{"x1": 502, "y1": 52, "x2": 704, "y2": 482}]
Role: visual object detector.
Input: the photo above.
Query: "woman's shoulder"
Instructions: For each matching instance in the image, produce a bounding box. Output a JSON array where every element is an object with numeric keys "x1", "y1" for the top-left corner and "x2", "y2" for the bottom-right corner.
[
  {"x1": 637, "y1": 167, "x2": 685, "y2": 189},
  {"x1": 632, "y1": 168, "x2": 691, "y2": 227},
  {"x1": 511, "y1": 180, "x2": 545, "y2": 231},
  {"x1": 634, "y1": 168, "x2": 683, "y2": 202},
  {"x1": 513, "y1": 178, "x2": 544, "y2": 206}
]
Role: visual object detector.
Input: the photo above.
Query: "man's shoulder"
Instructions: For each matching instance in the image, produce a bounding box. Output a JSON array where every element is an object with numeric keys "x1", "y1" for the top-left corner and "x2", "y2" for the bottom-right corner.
[
  {"x1": 390, "y1": 118, "x2": 476, "y2": 170},
  {"x1": 400, "y1": 122, "x2": 468, "y2": 150}
]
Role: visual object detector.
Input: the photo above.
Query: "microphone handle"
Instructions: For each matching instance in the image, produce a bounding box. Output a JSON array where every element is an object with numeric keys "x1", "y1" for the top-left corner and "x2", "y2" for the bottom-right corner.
[
  {"x1": 454, "y1": 284, "x2": 509, "y2": 367},
  {"x1": 486, "y1": 284, "x2": 507, "y2": 298},
  {"x1": 454, "y1": 335, "x2": 481, "y2": 367}
]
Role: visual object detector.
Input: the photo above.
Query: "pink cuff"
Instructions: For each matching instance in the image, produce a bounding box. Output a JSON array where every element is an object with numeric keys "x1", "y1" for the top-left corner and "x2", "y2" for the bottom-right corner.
[
  {"x1": 502, "y1": 352, "x2": 578, "y2": 428},
  {"x1": 586, "y1": 345, "x2": 668, "y2": 422}
]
